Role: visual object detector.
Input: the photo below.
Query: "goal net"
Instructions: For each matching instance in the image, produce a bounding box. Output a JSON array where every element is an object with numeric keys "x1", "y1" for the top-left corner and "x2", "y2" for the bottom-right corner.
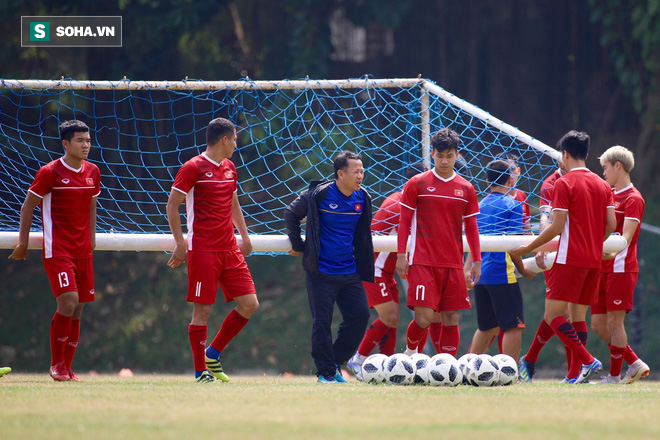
[{"x1": 0, "y1": 77, "x2": 624, "y2": 254}]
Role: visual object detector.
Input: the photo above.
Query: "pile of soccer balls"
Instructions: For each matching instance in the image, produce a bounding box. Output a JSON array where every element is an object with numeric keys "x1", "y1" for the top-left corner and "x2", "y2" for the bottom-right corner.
[{"x1": 360, "y1": 352, "x2": 518, "y2": 386}]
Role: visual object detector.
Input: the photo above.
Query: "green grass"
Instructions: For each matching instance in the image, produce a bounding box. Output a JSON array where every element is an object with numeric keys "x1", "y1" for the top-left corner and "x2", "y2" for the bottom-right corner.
[{"x1": 1, "y1": 374, "x2": 659, "y2": 440}]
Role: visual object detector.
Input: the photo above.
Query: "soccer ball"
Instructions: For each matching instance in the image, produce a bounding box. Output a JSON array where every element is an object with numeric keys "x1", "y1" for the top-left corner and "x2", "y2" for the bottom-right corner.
[
  {"x1": 410, "y1": 353, "x2": 432, "y2": 385},
  {"x1": 361, "y1": 354, "x2": 388, "y2": 385},
  {"x1": 428, "y1": 353, "x2": 462, "y2": 386},
  {"x1": 383, "y1": 353, "x2": 416, "y2": 385},
  {"x1": 467, "y1": 354, "x2": 500, "y2": 387},
  {"x1": 457, "y1": 353, "x2": 476, "y2": 385},
  {"x1": 493, "y1": 354, "x2": 518, "y2": 386}
]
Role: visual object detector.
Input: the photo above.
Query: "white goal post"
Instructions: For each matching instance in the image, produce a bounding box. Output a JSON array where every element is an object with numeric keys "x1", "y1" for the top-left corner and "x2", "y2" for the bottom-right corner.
[{"x1": 0, "y1": 77, "x2": 627, "y2": 261}]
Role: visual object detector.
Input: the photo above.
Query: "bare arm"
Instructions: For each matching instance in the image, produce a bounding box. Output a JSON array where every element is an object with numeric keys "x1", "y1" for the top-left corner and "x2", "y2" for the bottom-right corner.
[
  {"x1": 535, "y1": 207, "x2": 552, "y2": 269},
  {"x1": 510, "y1": 253, "x2": 537, "y2": 279},
  {"x1": 8, "y1": 192, "x2": 41, "y2": 260},
  {"x1": 604, "y1": 207, "x2": 616, "y2": 240},
  {"x1": 232, "y1": 192, "x2": 252, "y2": 256},
  {"x1": 166, "y1": 189, "x2": 187, "y2": 268},
  {"x1": 509, "y1": 209, "x2": 566, "y2": 259}
]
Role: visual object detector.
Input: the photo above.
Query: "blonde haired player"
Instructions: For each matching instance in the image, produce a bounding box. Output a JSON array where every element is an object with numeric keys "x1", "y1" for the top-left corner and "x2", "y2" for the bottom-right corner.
[{"x1": 591, "y1": 145, "x2": 649, "y2": 384}]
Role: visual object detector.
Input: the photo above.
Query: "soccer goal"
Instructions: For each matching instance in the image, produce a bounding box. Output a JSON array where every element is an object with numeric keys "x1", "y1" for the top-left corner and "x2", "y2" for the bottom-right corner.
[{"x1": 0, "y1": 77, "x2": 625, "y2": 255}]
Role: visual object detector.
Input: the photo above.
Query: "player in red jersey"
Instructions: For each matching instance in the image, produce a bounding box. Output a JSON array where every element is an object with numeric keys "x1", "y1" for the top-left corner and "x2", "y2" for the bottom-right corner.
[
  {"x1": 9, "y1": 120, "x2": 101, "y2": 382},
  {"x1": 347, "y1": 163, "x2": 426, "y2": 377},
  {"x1": 167, "y1": 118, "x2": 258, "y2": 384},
  {"x1": 510, "y1": 130, "x2": 616, "y2": 384},
  {"x1": 518, "y1": 158, "x2": 569, "y2": 382},
  {"x1": 591, "y1": 146, "x2": 649, "y2": 384},
  {"x1": 396, "y1": 128, "x2": 482, "y2": 358}
]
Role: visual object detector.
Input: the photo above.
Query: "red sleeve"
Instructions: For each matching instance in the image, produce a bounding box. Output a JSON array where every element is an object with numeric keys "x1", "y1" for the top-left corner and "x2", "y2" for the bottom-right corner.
[
  {"x1": 464, "y1": 215, "x2": 481, "y2": 261},
  {"x1": 372, "y1": 192, "x2": 400, "y2": 234},
  {"x1": 551, "y1": 178, "x2": 569, "y2": 211},
  {"x1": 624, "y1": 193, "x2": 644, "y2": 222},
  {"x1": 397, "y1": 180, "x2": 418, "y2": 254},
  {"x1": 463, "y1": 184, "x2": 479, "y2": 218},
  {"x1": 28, "y1": 165, "x2": 53, "y2": 198},
  {"x1": 93, "y1": 164, "x2": 101, "y2": 197},
  {"x1": 172, "y1": 160, "x2": 198, "y2": 194}
]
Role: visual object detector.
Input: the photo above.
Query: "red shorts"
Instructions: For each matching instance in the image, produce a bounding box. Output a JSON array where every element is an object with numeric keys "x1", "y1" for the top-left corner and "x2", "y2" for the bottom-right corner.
[
  {"x1": 545, "y1": 264, "x2": 600, "y2": 305},
  {"x1": 363, "y1": 273, "x2": 399, "y2": 308},
  {"x1": 186, "y1": 249, "x2": 256, "y2": 305},
  {"x1": 406, "y1": 265, "x2": 470, "y2": 312},
  {"x1": 591, "y1": 272, "x2": 638, "y2": 314},
  {"x1": 43, "y1": 257, "x2": 95, "y2": 302}
]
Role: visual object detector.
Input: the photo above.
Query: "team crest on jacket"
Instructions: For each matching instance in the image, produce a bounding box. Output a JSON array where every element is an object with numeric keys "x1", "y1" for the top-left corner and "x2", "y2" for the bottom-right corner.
[
  {"x1": 224, "y1": 170, "x2": 234, "y2": 179},
  {"x1": 454, "y1": 189, "x2": 464, "y2": 197},
  {"x1": 355, "y1": 203, "x2": 362, "y2": 211}
]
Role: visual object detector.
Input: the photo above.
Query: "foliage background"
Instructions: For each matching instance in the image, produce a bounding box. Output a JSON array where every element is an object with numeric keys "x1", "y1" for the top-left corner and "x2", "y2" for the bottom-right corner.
[{"x1": 1, "y1": 0, "x2": 659, "y2": 376}]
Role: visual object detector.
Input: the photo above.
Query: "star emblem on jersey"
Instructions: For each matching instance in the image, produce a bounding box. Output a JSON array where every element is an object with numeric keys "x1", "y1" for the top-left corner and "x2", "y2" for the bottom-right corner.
[
  {"x1": 329, "y1": 203, "x2": 338, "y2": 209},
  {"x1": 426, "y1": 187, "x2": 436, "y2": 192},
  {"x1": 86, "y1": 178, "x2": 93, "y2": 185},
  {"x1": 614, "y1": 202, "x2": 621, "y2": 209},
  {"x1": 224, "y1": 171, "x2": 234, "y2": 179},
  {"x1": 355, "y1": 203, "x2": 361, "y2": 211},
  {"x1": 205, "y1": 172, "x2": 213, "y2": 178},
  {"x1": 454, "y1": 189, "x2": 464, "y2": 197},
  {"x1": 62, "y1": 179, "x2": 70, "y2": 184}
]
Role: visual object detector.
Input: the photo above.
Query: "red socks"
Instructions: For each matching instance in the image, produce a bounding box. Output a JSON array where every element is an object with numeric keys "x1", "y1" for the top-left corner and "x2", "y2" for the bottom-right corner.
[
  {"x1": 525, "y1": 319, "x2": 555, "y2": 363},
  {"x1": 624, "y1": 344, "x2": 639, "y2": 365},
  {"x1": 406, "y1": 320, "x2": 428, "y2": 351},
  {"x1": 609, "y1": 345, "x2": 626, "y2": 377},
  {"x1": 566, "y1": 321, "x2": 588, "y2": 379},
  {"x1": 188, "y1": 324, "x2": 207, "y2": 372},
  {"x1": 210, "y1": 309, "x2": 249, "y2": 353},
  {"x1": 63, "y1": 319, "x2": 81, "y2": 372},
  {"x1": 550, "y1": 317, "x2": 593, "y2": 365},
  {"x1": 50, "y1": 312, "x2": 72, "y2": 366},
  {"x1": 439, "y1": 325, "x2": 459, "y2": 357},
  {"x1": 358, "y1": 319, "x2": 390, "y2": 356},
  {"x1": 381, "y1": 327, "x2": 397, "y2": 355},
  {"x1": 429, "y1": 322, "x2": 443, "y2": 353}
]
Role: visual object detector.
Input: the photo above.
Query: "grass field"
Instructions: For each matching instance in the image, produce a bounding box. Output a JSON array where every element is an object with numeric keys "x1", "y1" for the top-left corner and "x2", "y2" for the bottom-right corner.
[{"x1": 1, "y1": 374, "x2": 659, "y2": 440}]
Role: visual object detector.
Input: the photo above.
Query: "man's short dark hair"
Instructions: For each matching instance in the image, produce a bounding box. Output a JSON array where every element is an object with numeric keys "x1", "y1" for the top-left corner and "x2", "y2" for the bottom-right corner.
[
  {"x1": 206, "y1": 118, "x2": 235, "y2": 146},
  {"x1": 486, "y1": 159, "x2": 511, "y2": 186},
  {"x1": 431, "y1": 128, "x2": 460, "y2": 153},
  {"x1": 557, "y1": 130, "x2": 590, "y2": 160},
  {"x1": 496, "y1": 151, "x2": 520, "y2": 163},
  {"x1": 334, "y1": 150, "x2": 361, "y2": 178},
  {"x1": 405, "y1": 162, "x2": 427, "y2": 179},
  {"x1": 59, "y1": 120, "x2": 89, "y2": 142}
]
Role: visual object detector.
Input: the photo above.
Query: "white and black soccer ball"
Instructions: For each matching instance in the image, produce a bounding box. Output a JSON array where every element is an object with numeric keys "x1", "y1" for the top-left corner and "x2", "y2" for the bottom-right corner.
[
  {"x1": 457, "y1": 353, "x2": 476, "y2": 385},
  {"x1": 383, "y1": 353, "x2": 416, "y2": 385},
  {"x1": 361, "y1": 353, "x2": 388, "y2": 385},
  {"x1": 493, "y1": 354, "x2": 518, "y2": 386},
  {"x1": 410, "y1": 353, "x2": 432, "y2": 385},
  {"x1": 467, "y1": 354, "x2": 500, "y2": 387},
  {"x1": 428, "y1": 353, "x2": 462, "y2": 386}
]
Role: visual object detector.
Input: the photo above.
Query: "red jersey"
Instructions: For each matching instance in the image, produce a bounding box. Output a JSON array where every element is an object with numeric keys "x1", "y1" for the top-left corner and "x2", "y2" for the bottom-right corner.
[
  {"x1": 371, "y1": 191, "x2": 402, "y2": 276},
  {"x1": 398, "y1": 170, "x2": 479, "y2": 269},
  {"x1": 601, "y1": 184, "x2": 644, "y2": 273},
  {"x1": 540, "y1": 169, "x2": 564, "y2": 209},
  {"x1": 28, "y1": 158, "x2": 101, "y2": 259},
  {"x1": 552, "y1": 168, "x2": 614, "y2": 268},
  {"x1": 512, "y1": 188, "x2": 531, "y2": 227},
  {"x1": 172, "y1": 154, "x2": 238, "y2": 252}
]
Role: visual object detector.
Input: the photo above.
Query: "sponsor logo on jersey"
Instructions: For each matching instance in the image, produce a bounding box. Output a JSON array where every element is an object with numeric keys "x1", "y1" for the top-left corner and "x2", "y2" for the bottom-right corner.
[
  {"x1": 613, "y1": 300, "x2": 622, "y2": 305},
  {"x1": 426, "y1": 187, "x2": 436, "y2": 192},
  {"x1": 205, "y1": 172, "x2": 213, "y2": 178},
  {"x1": 329, "y1": 203, "x2": 338, "y2": 210},
  {"x1": 355, "y1": 203, "x2": 362, "y2": 211},
  {"x1": 62, "y1": 179, "x2": 70, "y2": 184},
  {"x1": 86, "y1": 178, "x2": 94, "y2": 185},
  {"x1": 224, "y1": 170, "x2": 234, "y2": 179},
  {"x1": 454, "y1": 189, "x2": 464, "y2": 197}
]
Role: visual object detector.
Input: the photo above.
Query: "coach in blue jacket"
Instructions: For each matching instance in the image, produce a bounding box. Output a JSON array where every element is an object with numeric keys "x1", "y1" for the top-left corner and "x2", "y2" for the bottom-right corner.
[{"x1": 284, "y1": 150, "x2": 374, "y2": 384}]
